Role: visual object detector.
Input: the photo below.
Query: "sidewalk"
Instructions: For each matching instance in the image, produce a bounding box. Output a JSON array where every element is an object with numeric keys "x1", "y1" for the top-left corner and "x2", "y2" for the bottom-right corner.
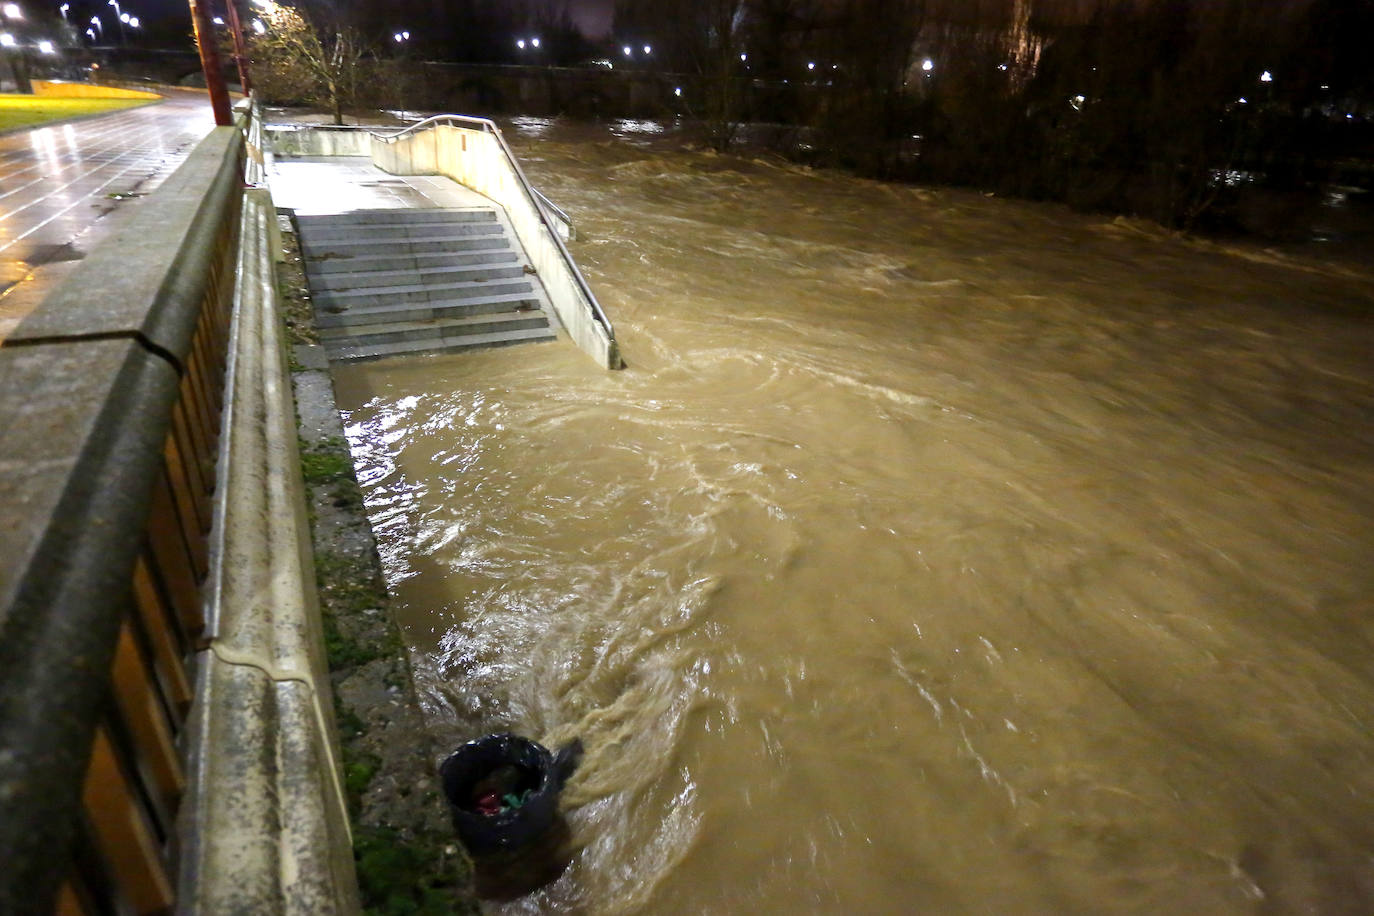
[{"x1": 0, "y1": 88, "x2": 218, "y2": 342}]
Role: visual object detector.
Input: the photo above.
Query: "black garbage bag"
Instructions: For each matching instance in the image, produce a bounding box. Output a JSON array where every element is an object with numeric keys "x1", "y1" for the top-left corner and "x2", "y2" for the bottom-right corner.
[{"x1": 439, "y1": 733, "x2": 582, "y2": 857}]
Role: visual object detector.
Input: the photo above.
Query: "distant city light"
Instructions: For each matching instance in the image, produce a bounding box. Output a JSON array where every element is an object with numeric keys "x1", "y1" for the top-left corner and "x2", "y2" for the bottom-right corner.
[
  {"x1": 85, "y1": 28, "x2": 94, "y2": 39},
  {"x1": 119, "y1": 12, "x2": 129, "y2": 22},
  {"x1": 623, "y1": 45, "x2": 631, "y2": 56},
  {"x1": 1237, "y1": 97, "x2": 1248, "y2": 104},
  {"x1": 922, "y1": 58, "x2": 934, "y2": 72},
  {"x1": 516, "y1": 39, "x2": 525, "y2": 48},
  {"x1": 531, "y1": 37, "x2": 539, "y2": 47},
  {"x1": 128, "y1": 15, "x2": 138, "y2": 27},
  {"x1": 807, "y1": 61, "x2": 815, "y2": 70},
  {"x1": 213, "y1": 15, "x2": 224, "y2": 24},
  {"x1": 998, "y1": 63, "x2": 1008, "y2": 71},
  {"x1": 740, "y1": 52, "x2": 747, "y2": 61},
  {"x1": 643, "y1": 44, "x2": 651, "y2": 55},
  {"x1": 1259, "y1": 70, "x2": 1273, "y2": 83},
  {"x1": 674, "y1": 86, "x2": 682, "y2": 96}
]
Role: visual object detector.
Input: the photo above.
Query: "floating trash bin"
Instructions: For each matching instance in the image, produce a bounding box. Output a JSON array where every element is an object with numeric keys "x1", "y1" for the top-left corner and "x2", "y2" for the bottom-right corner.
[{"x1": 440, "y1": 733, "x2": 582, "y2": 856}]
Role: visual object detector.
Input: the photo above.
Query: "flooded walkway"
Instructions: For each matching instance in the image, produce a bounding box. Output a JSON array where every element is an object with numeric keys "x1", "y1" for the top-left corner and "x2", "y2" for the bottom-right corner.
[
  {"x1": 0, "y1": 89, "x2": 217, "y2": 342},
  {"x1": 268, "y1": 156, "x2": 492, "y2": 215},
  {"x1": 332, "y1": 120, "x2": 1374, "y2": 914}
]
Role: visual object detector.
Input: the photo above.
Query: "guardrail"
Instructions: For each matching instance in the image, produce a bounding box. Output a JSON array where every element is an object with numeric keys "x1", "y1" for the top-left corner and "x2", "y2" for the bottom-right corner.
[
  {"x1": 371, "y1": 114, "x2": 611, "y2": 336},
  {"x1": 0, "y1": 122, "x2": 243, "y2": 915},
  {"x1": 266, "y1": 115, "x2": 621, "y2": 369},
  {"x1": 0, "y1": 102, "x2": 355, "y2": 915}
]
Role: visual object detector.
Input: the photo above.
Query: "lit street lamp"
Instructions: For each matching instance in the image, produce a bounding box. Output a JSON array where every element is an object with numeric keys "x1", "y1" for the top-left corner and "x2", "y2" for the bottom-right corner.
[{"x1": 108, "y1": 0, "x2": 126, "y2": 43}]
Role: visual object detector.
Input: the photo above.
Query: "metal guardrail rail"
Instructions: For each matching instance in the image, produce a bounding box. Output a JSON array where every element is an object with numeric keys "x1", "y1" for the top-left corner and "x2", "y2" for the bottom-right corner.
[{"x1": 370, "y1": 114, "x2": 616, "y2": 346}]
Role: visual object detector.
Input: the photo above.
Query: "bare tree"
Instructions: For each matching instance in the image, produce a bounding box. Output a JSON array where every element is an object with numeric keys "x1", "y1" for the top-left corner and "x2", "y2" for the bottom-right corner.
[{"x1": 247, "y1": 0, "x2": 371, "y2": 125}]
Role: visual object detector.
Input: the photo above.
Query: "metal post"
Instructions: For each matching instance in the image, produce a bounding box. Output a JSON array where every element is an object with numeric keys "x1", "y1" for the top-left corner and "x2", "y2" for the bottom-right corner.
[
  {"x1": 187, "y1": 0, "x2": 233, "y2": 125},
  {"x1": 222, "y1": 0, "x2": 252, "y2": 95}
]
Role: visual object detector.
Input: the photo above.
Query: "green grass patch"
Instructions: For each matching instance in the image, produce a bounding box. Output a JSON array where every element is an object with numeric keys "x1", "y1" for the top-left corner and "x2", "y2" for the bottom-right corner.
[
  {"x1": 0, "y1": 94, "x2": 154, "y2": 130},
  {"x1": 300, "y1": 436, "x2": 354, "y2": 484},
  {"x1": 354, "y1": 825, "x2": 478, "y2": 916}
]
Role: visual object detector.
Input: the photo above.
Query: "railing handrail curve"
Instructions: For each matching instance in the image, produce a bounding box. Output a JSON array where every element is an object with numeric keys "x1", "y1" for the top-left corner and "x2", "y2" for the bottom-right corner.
[{"x1": 366, "y1": 114, "x2": 616, "y2": 345}]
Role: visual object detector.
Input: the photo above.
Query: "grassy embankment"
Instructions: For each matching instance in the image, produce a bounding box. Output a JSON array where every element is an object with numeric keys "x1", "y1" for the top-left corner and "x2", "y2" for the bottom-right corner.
[{"x1": 0, "y1": 95, "x2": 153, "y2": 130}]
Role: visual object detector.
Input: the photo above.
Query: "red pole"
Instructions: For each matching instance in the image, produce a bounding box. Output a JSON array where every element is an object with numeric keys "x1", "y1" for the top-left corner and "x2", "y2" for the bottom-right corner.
[
  {"x1": 222, "y1": 0, "x2": 253, "y2": 95},
  {"x1": 187, "y1": 0, "x2": 233, "y2": 125}
]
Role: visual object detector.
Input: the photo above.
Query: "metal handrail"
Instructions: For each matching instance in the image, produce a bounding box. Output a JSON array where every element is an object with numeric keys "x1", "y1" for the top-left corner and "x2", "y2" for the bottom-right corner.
[{"x1": 367, "y1": 114, "x2": 615, "y2": 344}]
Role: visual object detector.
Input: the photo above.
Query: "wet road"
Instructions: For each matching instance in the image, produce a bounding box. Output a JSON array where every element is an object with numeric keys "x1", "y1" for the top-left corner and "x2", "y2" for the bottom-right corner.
[{"x1": 0, "y1": 88, "x2": 217, "y2": 342}]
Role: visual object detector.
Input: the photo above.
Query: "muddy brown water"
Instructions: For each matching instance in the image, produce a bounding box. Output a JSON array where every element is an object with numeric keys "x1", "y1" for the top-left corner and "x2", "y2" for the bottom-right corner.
[{"x1": 329, "y1": 118, "x2": 1374, "y2": 914}]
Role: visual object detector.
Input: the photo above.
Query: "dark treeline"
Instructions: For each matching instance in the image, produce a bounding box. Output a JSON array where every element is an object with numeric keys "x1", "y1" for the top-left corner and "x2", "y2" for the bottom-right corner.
[
  {"x1": 613, "y1": 0, "x2": 1374, "y2": 231},
  {"x1": 246, "y1": 0, "x2": 1372, "y2": 231}
]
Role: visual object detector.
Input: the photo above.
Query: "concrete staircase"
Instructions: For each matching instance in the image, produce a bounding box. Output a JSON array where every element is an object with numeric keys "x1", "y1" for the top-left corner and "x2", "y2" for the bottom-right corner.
[{"x1": 295, "y1": 208, "x2": 558, "y2": 362}]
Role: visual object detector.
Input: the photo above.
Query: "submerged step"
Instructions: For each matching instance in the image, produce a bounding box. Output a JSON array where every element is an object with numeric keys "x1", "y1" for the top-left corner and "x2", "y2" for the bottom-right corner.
[
  {"x1": 297, "y1": 208, "x2": 497, "y2": 227},
  {"x1": 299, "y1": 222, "x2": 508, "y2": 244},
  {"x1": 325, "y1": 326, "x2": 557, "y2": 363},
  {"x1": 295, "y1": 201, "x2": 560, "y2": 362},
  {"x1": 307, "y1": 262, "x2": 528, "y2": 292},
  {"x1": 314, "y1": 278, "x2": 535, "y2": 308},
  {"x1": 301, "y1": 232, "x2": 509, "y2": 257},
  {"x1": 305, "y1": 249, "x2": 519, "y2": 276},
  {"x1": 314, "y1": 291, "x2": 546, "y2": 328},
  {"x1": 317, "y1": 310, "x2": 553, "y2": 348}
]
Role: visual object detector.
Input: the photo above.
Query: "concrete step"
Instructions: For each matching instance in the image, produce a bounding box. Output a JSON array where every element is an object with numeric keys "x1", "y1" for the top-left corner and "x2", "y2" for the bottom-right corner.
[
  {"x1": 306, "y1": 262, "x2": 529, "y2": 292},
  {"x1": 313, "y1": 277, "x2": 535, "y2": 309},
  {"x1": 325, "y1": 326, "x2": 557, "y2": 363},
  {"x1": 304, "y1": 249, "x2": 519, "y2": 276},
  {"x1": 317, "y1": 310, "x2": 553, "y2": 349},
  {"x1": 314, "y1": 291, "x2": 545, "y2": 328},
  {"x1": 301, "y1": 231, "x2": 509, "y2": 257},
  {"x1": 298, "y1": 222, "x2": 506, "y2": 244},
  {"x1": 296, "y1": 208, "x2": 497, "y2": 228}
]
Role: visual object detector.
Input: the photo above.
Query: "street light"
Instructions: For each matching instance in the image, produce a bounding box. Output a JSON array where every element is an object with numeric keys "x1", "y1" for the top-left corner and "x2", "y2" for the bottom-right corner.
[
  {"x1": 2, "y1": 3, "x2": 20, "y2": 19},
  {"x1": 252, "y1": 18, "x2": 264, "y2": 33},
  {"x1": 60, "y1": 3, "x2": 70, "y2": 19},
  {"x1": 643, "y1": 44, "x2": 650, "y2": 55},
  {"x1": 38, "y1": 39, "x2": 53, "y2": 53},
  {"x1": 0, "y1": 32, "x2": 14, "y2": 47},
  {"x1": 108, "y1": 0, "x2": 126, "y2": 43},
  {"x1": 89, "y1": 15, "x2": 102, "y2": 37}
]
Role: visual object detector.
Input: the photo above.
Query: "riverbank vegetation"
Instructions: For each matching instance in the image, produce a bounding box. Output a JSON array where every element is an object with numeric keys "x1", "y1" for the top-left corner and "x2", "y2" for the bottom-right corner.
[
  {"x1": 246, "y1": 0, "x2": 1369, "y2": 237},
  {"x1": 615, "y1": 0, "x2": 1372, "y2": 233}
]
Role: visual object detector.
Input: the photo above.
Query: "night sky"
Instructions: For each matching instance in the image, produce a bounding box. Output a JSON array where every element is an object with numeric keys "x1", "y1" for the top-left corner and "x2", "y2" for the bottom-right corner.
[{"x1": 132, "y1": 0, "x2": 616, "y2": 37}]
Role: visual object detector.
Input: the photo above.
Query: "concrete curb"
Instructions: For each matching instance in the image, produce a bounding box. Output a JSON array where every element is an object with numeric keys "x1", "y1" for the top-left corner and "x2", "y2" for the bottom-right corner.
[{"x1": 178, "y1": 188, "x2": 360, "y2": 914}]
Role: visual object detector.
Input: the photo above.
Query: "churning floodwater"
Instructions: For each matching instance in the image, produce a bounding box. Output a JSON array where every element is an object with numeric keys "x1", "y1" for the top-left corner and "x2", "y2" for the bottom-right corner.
[{"x1": 329, "y1": 117, "x2": 1374, "y2": 914}]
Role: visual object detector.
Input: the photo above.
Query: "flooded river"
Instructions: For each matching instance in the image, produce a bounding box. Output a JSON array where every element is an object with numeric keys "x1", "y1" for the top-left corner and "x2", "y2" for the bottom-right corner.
[{"x1": 329, "y1": 118, "x2": 1374, "y2": 914}]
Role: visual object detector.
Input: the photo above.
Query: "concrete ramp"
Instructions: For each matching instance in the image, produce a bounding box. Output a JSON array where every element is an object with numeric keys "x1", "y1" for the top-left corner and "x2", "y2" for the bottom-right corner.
[{"x1": 295, "y1": 207, "x2": 558, "y2": 362}]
